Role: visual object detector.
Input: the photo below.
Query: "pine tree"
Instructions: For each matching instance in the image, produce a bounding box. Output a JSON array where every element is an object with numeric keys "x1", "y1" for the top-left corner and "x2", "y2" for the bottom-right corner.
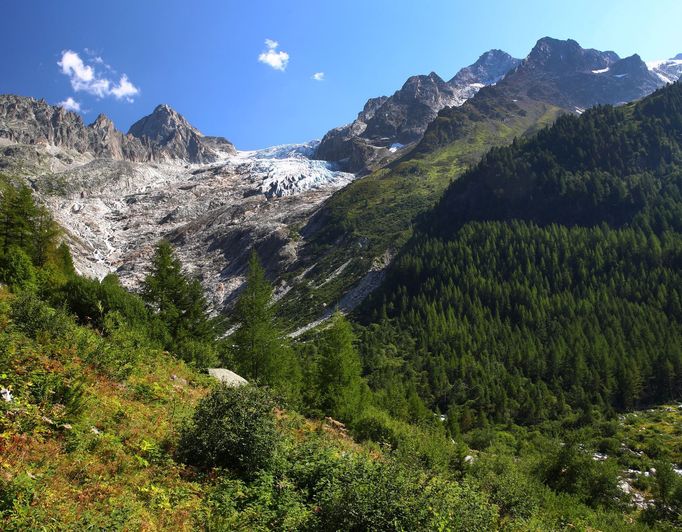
[
  {"x1": 143, "y1": 240, "x2": 216, "y2": 366},
  {"x1": 143, "y1": 240, "x2": 185, "y2": 336},
  {"x1": 316, "y1": 312, "x2": 365, "y2": 422},
  {"x1": 231, "y1": 251, "x2": 300, "y2": 400}
]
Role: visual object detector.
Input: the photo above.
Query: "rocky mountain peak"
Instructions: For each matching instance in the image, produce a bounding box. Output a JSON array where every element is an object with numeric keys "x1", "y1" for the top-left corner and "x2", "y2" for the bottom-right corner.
[
  {"x1": 316, "y1": 49, "x2": 520, "y2": 173},
  {"x1": 610, "y1": 54, "x2": 650, "y2": 76},
  {"x1": 128, "y1": 104, "x2": 203, "y2": 144},
  {"x1": 0, "y1": 95, "x2": 236, "y2": 164},
  {"x1": 673, "y1": 53, "x2": 682, "y2": 61},
  {"x1": 125, "y1": 104, "x2": 231, "y2": 163},
  {"x1": 450, "y1": 49, "x2": 521, "y2": 85},
  {"x1": 90, "y1": 114, "x2": 115, "y2": 130},
  {"x1": 526, "y1": 37, "x2": 619, "y2": 73}
]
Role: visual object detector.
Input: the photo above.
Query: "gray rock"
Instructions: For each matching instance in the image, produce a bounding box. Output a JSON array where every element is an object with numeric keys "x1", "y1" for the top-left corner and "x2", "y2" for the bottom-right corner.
[
  {"x1": 0, "y1": 96, "x2": 235, "y2": 165},
  {"x1": 208, "y1": 368, "x2": 248, "y2": 387},
  {"x1": 128, "y1": 104, "x2": 235, "y2": 163}
]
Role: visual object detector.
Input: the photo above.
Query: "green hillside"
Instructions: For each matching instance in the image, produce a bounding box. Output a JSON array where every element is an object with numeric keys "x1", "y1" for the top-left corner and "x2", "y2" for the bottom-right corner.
[
  {"x1": 360, "y1": 82, "x2": 682, "y2": 426},
  {"x1": 278, "y1": 95, "x2": 563, "y2": 327},
  {"x1": 3, "y1": 173, "x2": 679, "y2": 529}
]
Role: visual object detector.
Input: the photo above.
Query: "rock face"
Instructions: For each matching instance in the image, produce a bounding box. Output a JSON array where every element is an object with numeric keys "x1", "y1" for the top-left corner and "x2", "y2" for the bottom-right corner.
[
  {"x1": 418, "y1": 37, "x2": 672, "y2": 155},
  {"x1": 315, "y1": 50, "x2": 521, "y2": 173},
  {"x1": 127, "y1": 104, "x2": 235, "y2": 163},
  {"x1": 0, "y1": 96, "x2": 355, "y2": 310},
  {"x1": 0, "y1": 95, "x2": 234, "y2": 164},
  {"x1": 504, "y1": 37, "x2": 664, "y2": 111}
]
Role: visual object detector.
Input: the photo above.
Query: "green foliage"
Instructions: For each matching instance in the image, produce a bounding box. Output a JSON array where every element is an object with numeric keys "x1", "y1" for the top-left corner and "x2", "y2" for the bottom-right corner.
[
  {"x1": 143, "y1": 240, "x2": 218, "y2": 367},
  {"x1": 9, "y1": 291, "x2": 74, "y2": 340},
  {"x1": 470, "y1": 452, "x2": 542, "y2": 521},
  {"x1": 643, "y1": 461, "x2": 682, "y2": 524},
  {"x1": 0, "y1": 246, "x2": 36, "y2": 291},
  {"x1": 359, "y1": 81, "x2": 682, "y2": 429},
  {"x1": 276, "y1": 95, "x2": 562, "y2": 329},
  {"x1": 312, "y1": 453, "x2": 497, "y2": 531},
  {"x1": 0, "y1": 184, "x2": 60, "y2": 266},
  {"x1": 315, "y1": 313, "x2": 365, "y2": 422},
  {"x1": 59, "y1": 274, "x2": 150, "y2": 330},
  {"x1": 352, "y1": 406, "x2": 463, "y2": 473},
  {"x1": 82, "y1": 312, "x2": 158, "y2": 380},
  {"x1": 537, "y1": 439, "x2": 626, "y2": 510},
  {"x1": 178, "y1": 385, "x2": 279, "y2": 477},
  {"x1": 231, "y1": 251, "x2": 301, "y2": 401}
]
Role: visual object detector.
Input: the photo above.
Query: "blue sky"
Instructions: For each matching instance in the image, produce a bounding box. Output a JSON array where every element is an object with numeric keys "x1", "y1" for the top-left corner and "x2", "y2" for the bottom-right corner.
[{"x1": 3, "y1": 0, "x2": 681, "y2": 149}]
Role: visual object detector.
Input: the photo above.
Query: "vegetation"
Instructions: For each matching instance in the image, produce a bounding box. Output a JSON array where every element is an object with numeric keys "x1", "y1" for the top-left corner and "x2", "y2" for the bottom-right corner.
[
  {"x1": 3, "y1": 85, "x2": 682, "y2": 529},
  {"x1": 178, "y1": 385, "x2": 279, "y2": 477},
  {"x1": 231, "y1": 251, "x2": 302, "y2": 403},
  {"x1": 276, "y1": 95, "x2": 563, "y2": 328}
]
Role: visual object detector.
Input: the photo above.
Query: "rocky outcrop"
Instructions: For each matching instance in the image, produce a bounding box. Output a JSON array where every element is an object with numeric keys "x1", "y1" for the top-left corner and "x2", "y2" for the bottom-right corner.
[
  {"x1": 0, "y1": 95, "x2": 235, "y2": 164},
  {"x1": 0, "y1": 95, "x2": 149, "y2": 161},
  {"x1": 127, "y1": 104, "x2": 235, "y2": 163},
  {"x1": 208, "y1": 368, "x2": 248, "y2": 387},
  {"x1": 505, "y1": 37, "x2": 663, "y2": 110},
  {"x1": 315, "y1": 50, "x2": 521, "y2": 173}
]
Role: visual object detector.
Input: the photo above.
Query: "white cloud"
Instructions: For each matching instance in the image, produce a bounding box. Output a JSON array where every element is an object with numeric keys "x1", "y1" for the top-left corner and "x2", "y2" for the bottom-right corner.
[
  {"x1": 258, "y1": 39, "x2": 289, "y2": 71},
  {"x1": 110, "y1": 74, "x2": 139, "y2": 100},
  {"x1": 57, "y1": 97, "x2": 81, "y2": 112},
  {"x1": 57, "y1": 50, "x2": 139, "y2": 101},
  {"x1": 312, "y1": 72, "x2": 325, "y2": 81}
]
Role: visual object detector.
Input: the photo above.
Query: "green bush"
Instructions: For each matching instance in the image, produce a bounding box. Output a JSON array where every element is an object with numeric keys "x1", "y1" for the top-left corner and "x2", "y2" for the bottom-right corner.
[
  {"x1": 536, "y1": 440, "x2": 626, "y2": 510},
  {"x1": 9, "y1": 291, "x2": 73, "y2": 340},
  {"x1": 352, "y1": 409, "x2": 400, "y2": 448},
  {"x1": 177, "y1": 385, "x2": 278, "y2": 477},
  {"x1": 312, "y1": 453, "x2": 497, "y2": 531},
  {"x1": 83, "y1": 312, "x2": 157, "y2": 380},
  {"x1": 0, "y1": 246, "x2": 36, "y2": 291},
  {"x1": 470, "y1": 453, "x2": 541, "y2": 520}
]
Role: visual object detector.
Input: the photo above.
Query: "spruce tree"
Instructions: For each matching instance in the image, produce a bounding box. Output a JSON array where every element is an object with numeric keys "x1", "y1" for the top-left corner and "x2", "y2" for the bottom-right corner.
[
  {"x1": 232, "y1": 251, "x2": 300, "y2": 400},
  {"x1": 143, "y1": 240, "x2": 216, "y2": 366},
  {"x1": 316, "y1": 312, "x2": 365, "y2": 422}
]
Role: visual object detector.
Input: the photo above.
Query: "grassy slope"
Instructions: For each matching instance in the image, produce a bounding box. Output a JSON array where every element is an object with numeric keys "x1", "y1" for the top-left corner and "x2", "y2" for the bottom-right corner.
[
  {"x1": 277, "y1": 99, "x2": 563, "y2": 328},
  {"x1": 0, "y1": 287, "x2": 210, "y2": 529}
]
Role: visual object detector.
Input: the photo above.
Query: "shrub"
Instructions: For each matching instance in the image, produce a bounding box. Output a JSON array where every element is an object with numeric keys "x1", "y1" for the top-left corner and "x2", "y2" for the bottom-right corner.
[
  {"x1": 313, "y1": 453, "x2": 497, "y2": 531},
  {"x1": 82, "y1": 312, "x2": 157, "y2": 380},
  {"x1": 177, "y1": 385, "x2": 278, "y2": 477},
  {"x1": 0, "y1": 246, "x2": 36, "y2": 291},
  {"x1": 9, "y1": 291, "x2": 73, "y2": 339}
]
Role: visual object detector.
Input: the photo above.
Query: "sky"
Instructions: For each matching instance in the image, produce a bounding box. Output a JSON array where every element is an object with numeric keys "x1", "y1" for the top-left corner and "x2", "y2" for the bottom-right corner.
[{"x1": 2, "y1": 0, "x2": 681, "y2": 150}]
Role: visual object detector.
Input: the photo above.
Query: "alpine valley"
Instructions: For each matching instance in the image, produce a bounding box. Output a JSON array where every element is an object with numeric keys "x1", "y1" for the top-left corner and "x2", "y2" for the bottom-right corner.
[{"x1": 2, "y1": 31, "x2": 682, "y2": 531}]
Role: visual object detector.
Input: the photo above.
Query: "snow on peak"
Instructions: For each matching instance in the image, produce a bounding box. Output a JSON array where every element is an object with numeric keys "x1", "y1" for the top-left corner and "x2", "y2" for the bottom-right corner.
[{"x1": 647, "y1": 58, "x2": 682, "y2": 84}]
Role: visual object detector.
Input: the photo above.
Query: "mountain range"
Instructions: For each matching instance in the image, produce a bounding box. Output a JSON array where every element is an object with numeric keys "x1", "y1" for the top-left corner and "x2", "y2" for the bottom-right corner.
[
  {"x1": 0, "y1": 36, "x2": 680, "y2": 328},
  {"x1": 314, "y1": 49, "x2": 521, "y2": 173}
]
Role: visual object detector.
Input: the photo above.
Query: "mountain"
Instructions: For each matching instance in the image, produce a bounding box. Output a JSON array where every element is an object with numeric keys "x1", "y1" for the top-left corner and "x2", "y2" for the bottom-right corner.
[
  {"x1": 0, "y1": 96, "x2": 354, "y2": 308},
  {"x1": 419, "y1": 38, "x2": 664, "y2": 154},
  {"x1": 278, "y1": 37, "x2": 672, "y2": 331},
  {"x1": 359, "y1": 80, "x2": 682, "y2": 427},
  {"x1": 0, "y1": 95, "x2": 234, "y2": 165},
  {"x1": 0, "y1": 95, "x2": 148, "y2": 161},
  {"x1": 127, "y1": 103, "x2": 235, "y2": 163},
  {"x1": 315, "y1": 50, "x2": 521, "y2": 173},
  {"x1": 0, "y1": 38, "x2": 676, "y2": 331},
  {"x1": 648, "y1": 54, "x2": 682, "y2": 85}
]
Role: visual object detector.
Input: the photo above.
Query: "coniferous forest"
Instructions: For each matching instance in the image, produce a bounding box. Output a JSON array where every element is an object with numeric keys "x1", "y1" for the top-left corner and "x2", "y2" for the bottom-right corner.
[{"x1": 360, "y1": 82, "x2": 682, "y2": 429}]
